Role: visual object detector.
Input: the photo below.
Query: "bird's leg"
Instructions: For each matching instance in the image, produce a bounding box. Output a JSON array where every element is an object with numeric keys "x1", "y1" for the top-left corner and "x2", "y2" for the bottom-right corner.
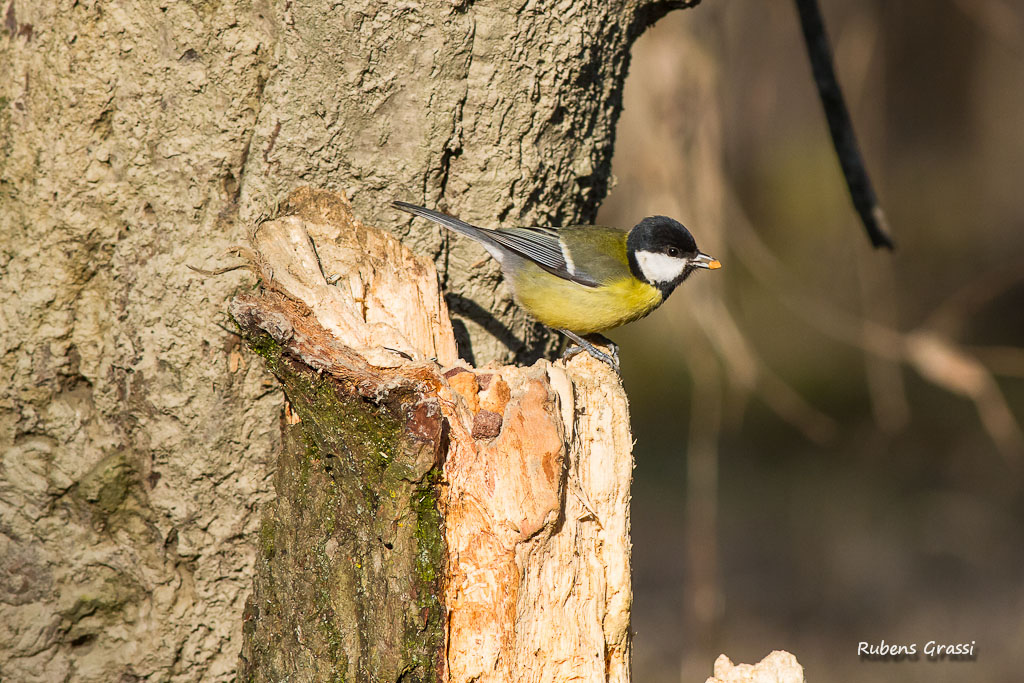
[{"x1": 557, "y1": 329, "x2": 619, "y2": 370}]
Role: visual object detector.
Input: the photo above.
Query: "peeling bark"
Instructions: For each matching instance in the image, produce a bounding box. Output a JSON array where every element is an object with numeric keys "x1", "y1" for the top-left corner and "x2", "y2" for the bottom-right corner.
[{"x1": 234, "y1": 295, "x2": 446, "y2": 682}]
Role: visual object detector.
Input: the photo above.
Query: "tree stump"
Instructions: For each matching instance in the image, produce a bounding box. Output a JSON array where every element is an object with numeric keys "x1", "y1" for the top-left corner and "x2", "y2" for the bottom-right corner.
[{"x1": 234, "y1": 188, "x2": 634, "y2": 682}]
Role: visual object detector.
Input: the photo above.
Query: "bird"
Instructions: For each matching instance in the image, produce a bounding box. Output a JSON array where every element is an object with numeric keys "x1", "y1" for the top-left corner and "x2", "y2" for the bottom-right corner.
[{"x1": 393, "y1": 201, "x2": 721, "y2": 368}]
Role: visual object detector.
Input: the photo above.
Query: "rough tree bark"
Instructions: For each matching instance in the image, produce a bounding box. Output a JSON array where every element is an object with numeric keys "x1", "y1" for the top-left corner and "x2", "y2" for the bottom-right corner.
[{"x1": 1, "y1": 0, "x2": 699, "y2": 681}]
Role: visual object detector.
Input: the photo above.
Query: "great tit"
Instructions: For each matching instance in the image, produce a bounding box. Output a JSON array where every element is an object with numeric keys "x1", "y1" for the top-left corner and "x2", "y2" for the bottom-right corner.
[{"x1": 393, "y1": 201, "x2": 720, "y2": 367}]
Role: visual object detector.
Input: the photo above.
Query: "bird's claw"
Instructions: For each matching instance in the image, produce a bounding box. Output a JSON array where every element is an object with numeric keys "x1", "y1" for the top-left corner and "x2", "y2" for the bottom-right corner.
[{"x1": 558, "y1": 330, "x2": 619, "y2": 371}]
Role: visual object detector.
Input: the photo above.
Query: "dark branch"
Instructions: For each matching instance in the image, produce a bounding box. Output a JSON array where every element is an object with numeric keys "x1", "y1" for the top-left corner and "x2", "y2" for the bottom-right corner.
[
  {"x1": 632, "y1": 1, "x2": 703, "y2": 41},
  {"x1": 793, "y1": 0, "x2": 895, "y2": 249}
]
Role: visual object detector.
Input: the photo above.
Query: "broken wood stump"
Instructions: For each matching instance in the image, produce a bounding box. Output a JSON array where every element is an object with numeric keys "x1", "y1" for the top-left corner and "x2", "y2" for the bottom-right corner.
[{"x1": 233, "y1": 188, "x2": 634, "y2": 683}]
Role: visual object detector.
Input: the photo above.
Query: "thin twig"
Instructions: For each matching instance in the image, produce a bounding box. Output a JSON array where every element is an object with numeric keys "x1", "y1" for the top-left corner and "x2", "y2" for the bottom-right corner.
[
  {"x1": 187, "y1": 263, "x2": 251, "y2": 277},
  {"x1": 727, "y1": 194, "x2": 1022, "y2": 463},
  {"x1": 856, "y1": 246, "x2": 910, "y2": 433},
  {"x1": 690, "y1": 295, "x2": 837, "y2": 444},
  {"x1": 968, "y1": 345, "x2": 1024, "y2": 379},
  {"x1": 682, "y1": 349, "x2": 722, "y2": 673},
  {"x1": 793, "y1": 0, "x2": 895, "y2": 249},
  {"x1": 186, "y1": 245, "x2": 260, "y2": 277}
]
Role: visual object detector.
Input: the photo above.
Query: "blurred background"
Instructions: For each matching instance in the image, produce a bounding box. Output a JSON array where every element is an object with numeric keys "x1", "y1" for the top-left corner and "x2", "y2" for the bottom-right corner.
[{"x1": 595, "y1": 1, "x2": 1024, "y2": 681}]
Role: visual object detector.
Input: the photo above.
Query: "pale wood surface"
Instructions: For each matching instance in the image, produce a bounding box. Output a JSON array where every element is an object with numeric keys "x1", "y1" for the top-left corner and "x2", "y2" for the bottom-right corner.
[
  {"x1": 440, "y1": 361, "x2": 633, "y2": 683},
  {"x1": 704, "y1": 651, "x2": 804, "y2": 683},
  {"x1": 251, "y1": 187, "x2": 459, "y2": 369}
]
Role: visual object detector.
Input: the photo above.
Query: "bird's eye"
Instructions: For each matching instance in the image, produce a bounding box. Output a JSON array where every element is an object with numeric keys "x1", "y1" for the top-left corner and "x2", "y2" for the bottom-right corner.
[{"x1": 667, "y1": 247, "x2": 679, "y2": 257}]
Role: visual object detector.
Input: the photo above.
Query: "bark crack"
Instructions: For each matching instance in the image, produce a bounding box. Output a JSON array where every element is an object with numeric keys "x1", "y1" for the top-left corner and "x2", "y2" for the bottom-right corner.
[
  {"x1": 233, "y1": 72, "x2": 270, "y2": 206},
  {"x1": 435, "y1": 17, "x2": 476, "y2": 207}
]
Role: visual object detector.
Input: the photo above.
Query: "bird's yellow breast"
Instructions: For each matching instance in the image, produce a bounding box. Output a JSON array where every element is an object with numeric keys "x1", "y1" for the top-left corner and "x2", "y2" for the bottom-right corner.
[{"x1": 510, "y1": 265, "x2": 664, "y2": 335}]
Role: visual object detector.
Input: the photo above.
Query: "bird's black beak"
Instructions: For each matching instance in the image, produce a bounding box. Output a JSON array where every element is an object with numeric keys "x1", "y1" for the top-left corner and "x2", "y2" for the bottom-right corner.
[{"x1": 693, "y1": 252, "x2": 722, "y2": 270}]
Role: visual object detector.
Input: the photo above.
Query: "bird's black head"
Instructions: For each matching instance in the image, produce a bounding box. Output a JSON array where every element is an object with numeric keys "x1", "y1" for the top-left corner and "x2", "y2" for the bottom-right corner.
[{"x1": 626, "y1": 216, "x2": 720, "y2": 297}]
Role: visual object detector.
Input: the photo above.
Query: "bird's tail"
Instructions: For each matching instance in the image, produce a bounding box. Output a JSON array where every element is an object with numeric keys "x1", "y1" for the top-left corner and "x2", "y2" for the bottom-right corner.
[{"x1": 392, "y1": 201, "x2": 504, "y2": 256}]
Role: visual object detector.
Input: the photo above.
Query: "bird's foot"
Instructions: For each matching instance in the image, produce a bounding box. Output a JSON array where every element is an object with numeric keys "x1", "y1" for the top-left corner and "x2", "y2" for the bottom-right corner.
[{"x1": 558, "y1": 330, "x2": 619, "y2": 371}]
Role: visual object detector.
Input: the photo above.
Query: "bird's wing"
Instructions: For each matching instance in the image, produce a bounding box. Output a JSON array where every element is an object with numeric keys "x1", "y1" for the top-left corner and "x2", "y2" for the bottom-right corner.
[
  {"x1": 489, "y1": 226, "x2": 602, "y2": 288},
  {"x1": 550, "y1": 225, "x2": 633, "y2": 286}
]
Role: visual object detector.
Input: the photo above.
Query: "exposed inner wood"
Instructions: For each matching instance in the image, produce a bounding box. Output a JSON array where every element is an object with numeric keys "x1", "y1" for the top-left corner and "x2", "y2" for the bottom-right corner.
[{"x1": 234, "y1": 188, "x2": 634, "y2": 682}]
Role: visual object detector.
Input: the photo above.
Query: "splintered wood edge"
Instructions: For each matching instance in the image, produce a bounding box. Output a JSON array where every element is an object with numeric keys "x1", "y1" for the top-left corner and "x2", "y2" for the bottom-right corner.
[
  {"x1": 229, "y1": 292, "x2": 440, "y2": 390},
  {"x1": 248, "y1": 187, "x2": 459, "y2": 367}
]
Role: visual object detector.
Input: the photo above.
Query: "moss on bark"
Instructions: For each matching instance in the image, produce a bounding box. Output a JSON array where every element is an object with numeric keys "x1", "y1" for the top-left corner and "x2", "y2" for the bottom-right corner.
[{"x1": 238, "y1": 330, "x2": 445, "y2": 683}]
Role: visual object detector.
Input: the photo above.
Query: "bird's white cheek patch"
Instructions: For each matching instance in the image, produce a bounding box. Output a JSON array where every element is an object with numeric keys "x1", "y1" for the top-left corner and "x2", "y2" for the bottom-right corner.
[{"x1": 635, "y1": 250, "x2": 687, "y2": 284}]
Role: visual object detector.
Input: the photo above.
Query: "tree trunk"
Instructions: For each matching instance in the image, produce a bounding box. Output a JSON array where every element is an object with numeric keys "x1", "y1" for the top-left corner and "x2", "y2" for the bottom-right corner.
[
  {"x1": 1, "y1": 1, "x2": 698, "y2": 681},
  {"x1": 231, "y1": 188, "x2": 635, "y2": 681}
]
